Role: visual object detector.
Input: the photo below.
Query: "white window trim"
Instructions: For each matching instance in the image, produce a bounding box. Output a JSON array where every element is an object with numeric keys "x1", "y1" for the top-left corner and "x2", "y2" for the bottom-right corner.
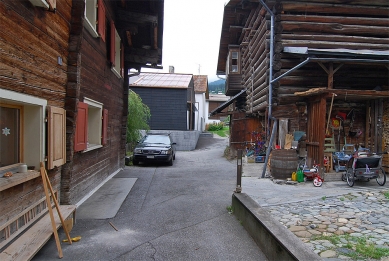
[
  {"x1": 84, "y1": 0, "x2": 99, "y2": 38},
  {"x1": 111, "y1": 28, "x2": 122, "y2": 78},
  {"x1": 83, "y1": 97, "x2": 103, "y2": 152},
  {"x1": 0, "y1": 88, "x2": 47, "y2": 170}
]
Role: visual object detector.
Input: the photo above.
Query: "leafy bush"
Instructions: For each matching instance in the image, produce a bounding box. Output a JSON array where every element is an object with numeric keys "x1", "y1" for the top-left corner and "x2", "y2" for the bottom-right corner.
[
  {"x1": 127, "y1": 90, "x2": 150, "y2": 145},
  {"x1": 206, "y1": 122, "x2": 225, "y2": 131}
]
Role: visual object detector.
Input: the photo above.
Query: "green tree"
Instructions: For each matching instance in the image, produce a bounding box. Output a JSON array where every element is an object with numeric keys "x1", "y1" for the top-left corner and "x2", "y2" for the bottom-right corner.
[{"x1": 127, "y1": 90, "x2": 150, "y2": 144}]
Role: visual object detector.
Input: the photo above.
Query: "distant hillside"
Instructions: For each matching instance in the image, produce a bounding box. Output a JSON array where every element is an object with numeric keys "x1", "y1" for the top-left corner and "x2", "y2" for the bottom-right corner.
[{"x1": 209, "y1": 79, "x2": 226, "y2": 94}]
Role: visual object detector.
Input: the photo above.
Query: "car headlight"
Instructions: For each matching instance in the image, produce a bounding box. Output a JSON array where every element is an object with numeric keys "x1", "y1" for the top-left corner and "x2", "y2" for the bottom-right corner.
[
  {"x1": 160, "y1": 149, "x2": 171, "y2": 155},
  {"x1": 134, "y1": 149, "x2": 143, "y2": 154}
]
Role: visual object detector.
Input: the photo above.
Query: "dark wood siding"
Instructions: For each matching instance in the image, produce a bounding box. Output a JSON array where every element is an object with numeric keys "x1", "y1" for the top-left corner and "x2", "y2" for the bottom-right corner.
[
  {"x1": 225, "y1": 74, "x2": 242, "y2": 96},
  {"x1": 62, "y1": 0, "x2": 126, "y2": 204},
  {"x1": 0, "y1": 0, "x2": 71, "y2": 225},
  {"x1": 131, "y1": 87, "x2": 188, "y2": 131}
]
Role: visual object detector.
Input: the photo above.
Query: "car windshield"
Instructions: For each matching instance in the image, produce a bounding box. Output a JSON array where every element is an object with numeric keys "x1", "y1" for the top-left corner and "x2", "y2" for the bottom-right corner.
[{"x1": 142, "y1": 135, "x2": 171, "y2": 145}]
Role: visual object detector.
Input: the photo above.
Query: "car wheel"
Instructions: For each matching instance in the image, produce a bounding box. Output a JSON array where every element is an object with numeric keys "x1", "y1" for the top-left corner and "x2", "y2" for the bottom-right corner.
[
  {"x1": 173, "y1": 153, "x2": 176, "y2": 160},
  {"x1": 168, "y1": 157, "x2": 173, "y2": 166},
  {"x1": 133, "y1": 159, "x2": 139, "y2": 166}
]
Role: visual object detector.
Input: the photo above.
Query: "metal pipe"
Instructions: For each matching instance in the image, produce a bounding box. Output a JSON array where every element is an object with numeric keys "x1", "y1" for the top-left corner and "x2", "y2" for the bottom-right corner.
[
  {"x1": 236, "y1": 149, "x2": 243, "y2": 193},
  {"x1": 271, "y1": 58, "x2": 311, "y2": 83}
]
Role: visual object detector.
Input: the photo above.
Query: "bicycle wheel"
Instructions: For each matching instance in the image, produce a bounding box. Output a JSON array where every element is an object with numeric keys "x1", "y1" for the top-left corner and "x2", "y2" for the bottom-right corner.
[
  {"x1": 376, "y1": 168, "x2": 386, "y2": 186},
  {"x1": 346, "y1": 169, "x2": 354, "y2": 187},
  {"x1": 313, "y1": 177, "x2": 323, "y2": 187}
]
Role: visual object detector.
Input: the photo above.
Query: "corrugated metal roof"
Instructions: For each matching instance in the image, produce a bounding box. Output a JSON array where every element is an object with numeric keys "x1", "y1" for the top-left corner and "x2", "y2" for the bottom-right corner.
[
  {"x1": 130, "y1": 73, "x2": 192, "y2": 89},
  {"x1": 193, "y1": 75, "x2": 208, "y2": 93}
]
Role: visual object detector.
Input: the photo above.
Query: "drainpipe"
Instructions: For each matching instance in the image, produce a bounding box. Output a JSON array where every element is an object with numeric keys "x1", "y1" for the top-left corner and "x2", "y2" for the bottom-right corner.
[{"x1": 259, "y1": 0, "x2": 274, "y2": 133}]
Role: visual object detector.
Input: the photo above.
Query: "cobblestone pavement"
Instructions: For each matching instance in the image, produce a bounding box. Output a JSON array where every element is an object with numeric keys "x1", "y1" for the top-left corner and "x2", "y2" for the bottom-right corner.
[
  {"x1": 241, "y1": 162, "x2": 389, "y2": 260},
  {"x1": 264, "y1": 189, "x2": 389, "y2": 260}
]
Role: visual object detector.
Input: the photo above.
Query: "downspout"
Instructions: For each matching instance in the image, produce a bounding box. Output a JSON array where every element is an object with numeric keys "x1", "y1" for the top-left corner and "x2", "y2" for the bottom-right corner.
[
  {"x1": 259, "y1": 0, "x2": 274, "y2": 130},
  {"x1": 259, "y1": 1, "x2": 274, "y2": 178}
]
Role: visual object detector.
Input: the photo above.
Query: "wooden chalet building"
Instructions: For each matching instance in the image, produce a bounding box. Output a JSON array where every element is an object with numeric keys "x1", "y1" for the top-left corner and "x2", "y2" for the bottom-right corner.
[
  {"x1": 215, "y1": 0, "x2": 389, "y2": 175},
  {"x1": 0, "y1": 0, "x2": 163, "y2": 257}
]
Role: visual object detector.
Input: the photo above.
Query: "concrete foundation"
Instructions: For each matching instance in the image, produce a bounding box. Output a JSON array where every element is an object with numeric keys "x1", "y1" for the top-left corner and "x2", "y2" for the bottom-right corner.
[
  {"x1": 147, "y1": 130, "x2": 201, "y2": 151},
  {"x1": 232, "y1": 193, "x2": 321, "y2": 261}
]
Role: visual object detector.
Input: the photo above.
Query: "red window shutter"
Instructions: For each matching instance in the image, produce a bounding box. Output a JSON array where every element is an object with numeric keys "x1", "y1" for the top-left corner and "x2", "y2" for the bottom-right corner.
[
  {"x1": 97, "y1": 0, "x2": 106, "y2": 42},
  {"x1": 110, "y1": 20, "x2": 115, "y2": 66},
  {"x1": 102, "y1": 109, "x2": 108, "y2": 145},
  {"x1": 120, "y1": 43, "x2": 124, "y2": 77},
  {"x1": 74, "y1": 102, "x2": 88, "y2": 152}
]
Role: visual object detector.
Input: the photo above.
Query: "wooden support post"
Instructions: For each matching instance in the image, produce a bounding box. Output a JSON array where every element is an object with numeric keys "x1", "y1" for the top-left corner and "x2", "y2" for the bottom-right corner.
[{"x1": 40, "y1": 162, "x2": 72, "y2": 259}]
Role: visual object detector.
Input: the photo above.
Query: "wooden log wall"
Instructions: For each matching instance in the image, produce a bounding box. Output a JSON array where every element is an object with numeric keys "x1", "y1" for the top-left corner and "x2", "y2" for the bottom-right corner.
[
  {"x1": 273, "y1": 0, "x2": 389, "y2": 105},
  {"x1": 0, "y1": 0, "x2": 71, "y2": 226},
  {"x1": 242, "y1": 1, "x2": 389, "y2": 113},
  {"x1": 62, "y1": 1, "x2": 126, "y2": 205}
]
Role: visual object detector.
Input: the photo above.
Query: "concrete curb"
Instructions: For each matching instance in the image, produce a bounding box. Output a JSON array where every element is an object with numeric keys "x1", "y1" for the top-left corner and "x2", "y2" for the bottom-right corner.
[{"x1": 232, "y1": 193, "x2": 322, "y2": 261}]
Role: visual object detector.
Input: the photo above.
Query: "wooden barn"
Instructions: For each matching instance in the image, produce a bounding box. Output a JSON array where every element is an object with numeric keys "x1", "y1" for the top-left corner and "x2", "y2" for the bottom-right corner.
[
  {"x1": 0, "y1": 0, "x2": 164, "y2": 258},
  {"x1": 215, "y1": 0, "x2": 389, "y2": 176},
  {"x1": 130, "y1": 73, "x2": 195, "y2": 131}
]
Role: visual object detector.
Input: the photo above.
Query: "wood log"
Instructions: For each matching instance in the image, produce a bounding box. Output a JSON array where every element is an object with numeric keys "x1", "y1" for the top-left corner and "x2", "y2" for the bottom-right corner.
[
  {"x1": 282, "y1": 0, "x2": 389, "y2": 7},
  {"x1": 281, "y1": 14, "x2": 389, "y2": 27},
  {"x1": 281, "y1": 2, "x2": 389, "y2": 17},
  {"x1": 281, "y1": 21, "x2": 389, "y2": 38},
  {"x1": 280, "y1": 33, "x2": 389, "y2": 45}
]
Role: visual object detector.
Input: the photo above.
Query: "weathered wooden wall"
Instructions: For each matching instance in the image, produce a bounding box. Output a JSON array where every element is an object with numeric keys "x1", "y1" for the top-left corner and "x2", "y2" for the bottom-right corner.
[
  {"x1": 229, "y1": 112, "x2": 263, "y2": 156},
  {"x1": 0, "y1": 0, "x2": 71, "y2": 225},
  {"x1": 236, "y1": 0, "x2": 389, "y2": 162},
  {"x1": 61, "y1": 0, "x2": 126, "y2": 205}
]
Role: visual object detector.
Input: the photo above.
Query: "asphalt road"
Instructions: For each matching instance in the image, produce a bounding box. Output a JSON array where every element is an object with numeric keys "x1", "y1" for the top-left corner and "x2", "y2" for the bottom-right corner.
[{"x1": 33, "y1": 135, "x2": 267, "y2": 261}]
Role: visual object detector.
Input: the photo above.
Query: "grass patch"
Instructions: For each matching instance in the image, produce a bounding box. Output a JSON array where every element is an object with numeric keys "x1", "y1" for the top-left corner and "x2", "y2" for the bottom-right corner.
[
  {"x1": 343, "y1": 235, "x2": 389, "y2": 260},
  {"x1": 312, "y1": 234, "x2": 389, "y2": 260},
  {"x1": 312, "y1": 234, "x2": 341, "y2": 245},
  {"x1": 321, "y1": 196, "x2": 326, "y2": 200},
  {"x1": 226, "y1": 205, "x2": 234, "y2": 214},
  {"x1": 210, "y1": 126, "x2": 229, "y2": 137},
  {"x1": 382, "y1": 191, "x2": 389, "y2": 199}
]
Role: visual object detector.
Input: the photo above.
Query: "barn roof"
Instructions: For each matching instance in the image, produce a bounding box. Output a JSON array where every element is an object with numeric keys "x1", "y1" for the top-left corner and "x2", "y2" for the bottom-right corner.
[{"x1": 130, "y1": 73, "x2": 193, "y2": 89}]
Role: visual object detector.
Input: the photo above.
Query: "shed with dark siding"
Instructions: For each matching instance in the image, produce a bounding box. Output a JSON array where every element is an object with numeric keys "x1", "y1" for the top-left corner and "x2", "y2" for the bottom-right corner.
[{"x1": 130, "y1": 73, "x2": 195, "y2": 131}]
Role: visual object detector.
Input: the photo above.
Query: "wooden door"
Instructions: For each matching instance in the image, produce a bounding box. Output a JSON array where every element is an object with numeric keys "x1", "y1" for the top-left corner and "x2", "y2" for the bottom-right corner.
[{"x1": 306, "y1": 96, "x2": 326, "y2": 169}]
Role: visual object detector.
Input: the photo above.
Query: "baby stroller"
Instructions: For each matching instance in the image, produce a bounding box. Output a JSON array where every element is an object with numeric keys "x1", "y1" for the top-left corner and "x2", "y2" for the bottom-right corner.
[{"x1": 344, "y1": 149, "x2": 386, "y2": 187}]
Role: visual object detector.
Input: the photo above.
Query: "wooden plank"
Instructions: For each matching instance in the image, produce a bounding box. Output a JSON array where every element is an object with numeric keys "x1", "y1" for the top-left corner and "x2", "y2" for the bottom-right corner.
[
  {"x1": 0, "y1": 170, "x2": 40, "y2": 192},
  {"x1": 0, "y1": 205, "x2": 76, "y2": 261}
]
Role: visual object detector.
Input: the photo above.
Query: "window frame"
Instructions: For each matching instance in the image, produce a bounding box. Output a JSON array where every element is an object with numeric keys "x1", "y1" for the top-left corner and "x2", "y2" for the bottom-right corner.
[
  {"x1": 74, "y1": 98, "x2": 108, "y2": 153},
  {"x1": 0, "y1": 89, "x2": 47, "y2": 171},
  {"x1": 227, "y1": 48, "x2": 240, "y2": 75},
  {"x1": 110, "y1": 21, "x2": 123, "y2": 78},
  {"x1": 84, "y1": 0, "x2": 106, "y2": 41}
]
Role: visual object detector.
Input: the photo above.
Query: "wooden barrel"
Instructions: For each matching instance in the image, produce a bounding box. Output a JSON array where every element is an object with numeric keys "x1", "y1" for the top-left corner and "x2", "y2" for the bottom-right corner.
[{"x1": 270, "y1": 149, "x2": 298, "y2": 179}]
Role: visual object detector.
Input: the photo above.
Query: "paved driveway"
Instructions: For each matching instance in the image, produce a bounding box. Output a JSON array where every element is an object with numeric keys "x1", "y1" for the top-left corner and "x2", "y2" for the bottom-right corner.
[{"x1": 33, "y1": 135, "x2": 267, "y2": 261}]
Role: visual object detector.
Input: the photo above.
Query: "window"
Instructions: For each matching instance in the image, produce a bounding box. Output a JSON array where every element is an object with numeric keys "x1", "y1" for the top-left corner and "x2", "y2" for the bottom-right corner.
[
  {"x1": 231, "y1": 51, "x2": 239, "y2": 72},
  {"x1": 29, "y1": 0, "x2": 55, "y2": 10},
  {"x1": 84, "y1": 0, "x2": 106, "y2": 41},
  {"x1": 226, "y1": 49, "x2": 240, "y2": 75},
  {"x1": 74, "y1": 98, "x2": 108, "y2": 152},
  {"x1": 110, "y1": 21, "x2": 123, "y2": 78},
  {"x1": 0, "y1": 89, "x2": 46, "y2": 170}
]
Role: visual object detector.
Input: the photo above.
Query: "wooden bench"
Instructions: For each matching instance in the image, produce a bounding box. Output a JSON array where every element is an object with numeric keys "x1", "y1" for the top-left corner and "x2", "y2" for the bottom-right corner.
[{"x1": 0, "y1": 193, "x2": 76, "y2": 261}]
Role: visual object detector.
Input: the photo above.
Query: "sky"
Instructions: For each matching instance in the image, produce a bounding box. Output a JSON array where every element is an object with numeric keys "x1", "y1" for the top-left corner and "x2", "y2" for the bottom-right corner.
[{"x1": 142, "y1": 0, "x2": 228, "y2": 82}]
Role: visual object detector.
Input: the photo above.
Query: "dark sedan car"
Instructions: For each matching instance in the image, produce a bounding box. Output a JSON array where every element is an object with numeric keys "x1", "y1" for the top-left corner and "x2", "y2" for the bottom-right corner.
[{"x1": 132, "y1": 134, "x2": 176, "y2": 166}]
